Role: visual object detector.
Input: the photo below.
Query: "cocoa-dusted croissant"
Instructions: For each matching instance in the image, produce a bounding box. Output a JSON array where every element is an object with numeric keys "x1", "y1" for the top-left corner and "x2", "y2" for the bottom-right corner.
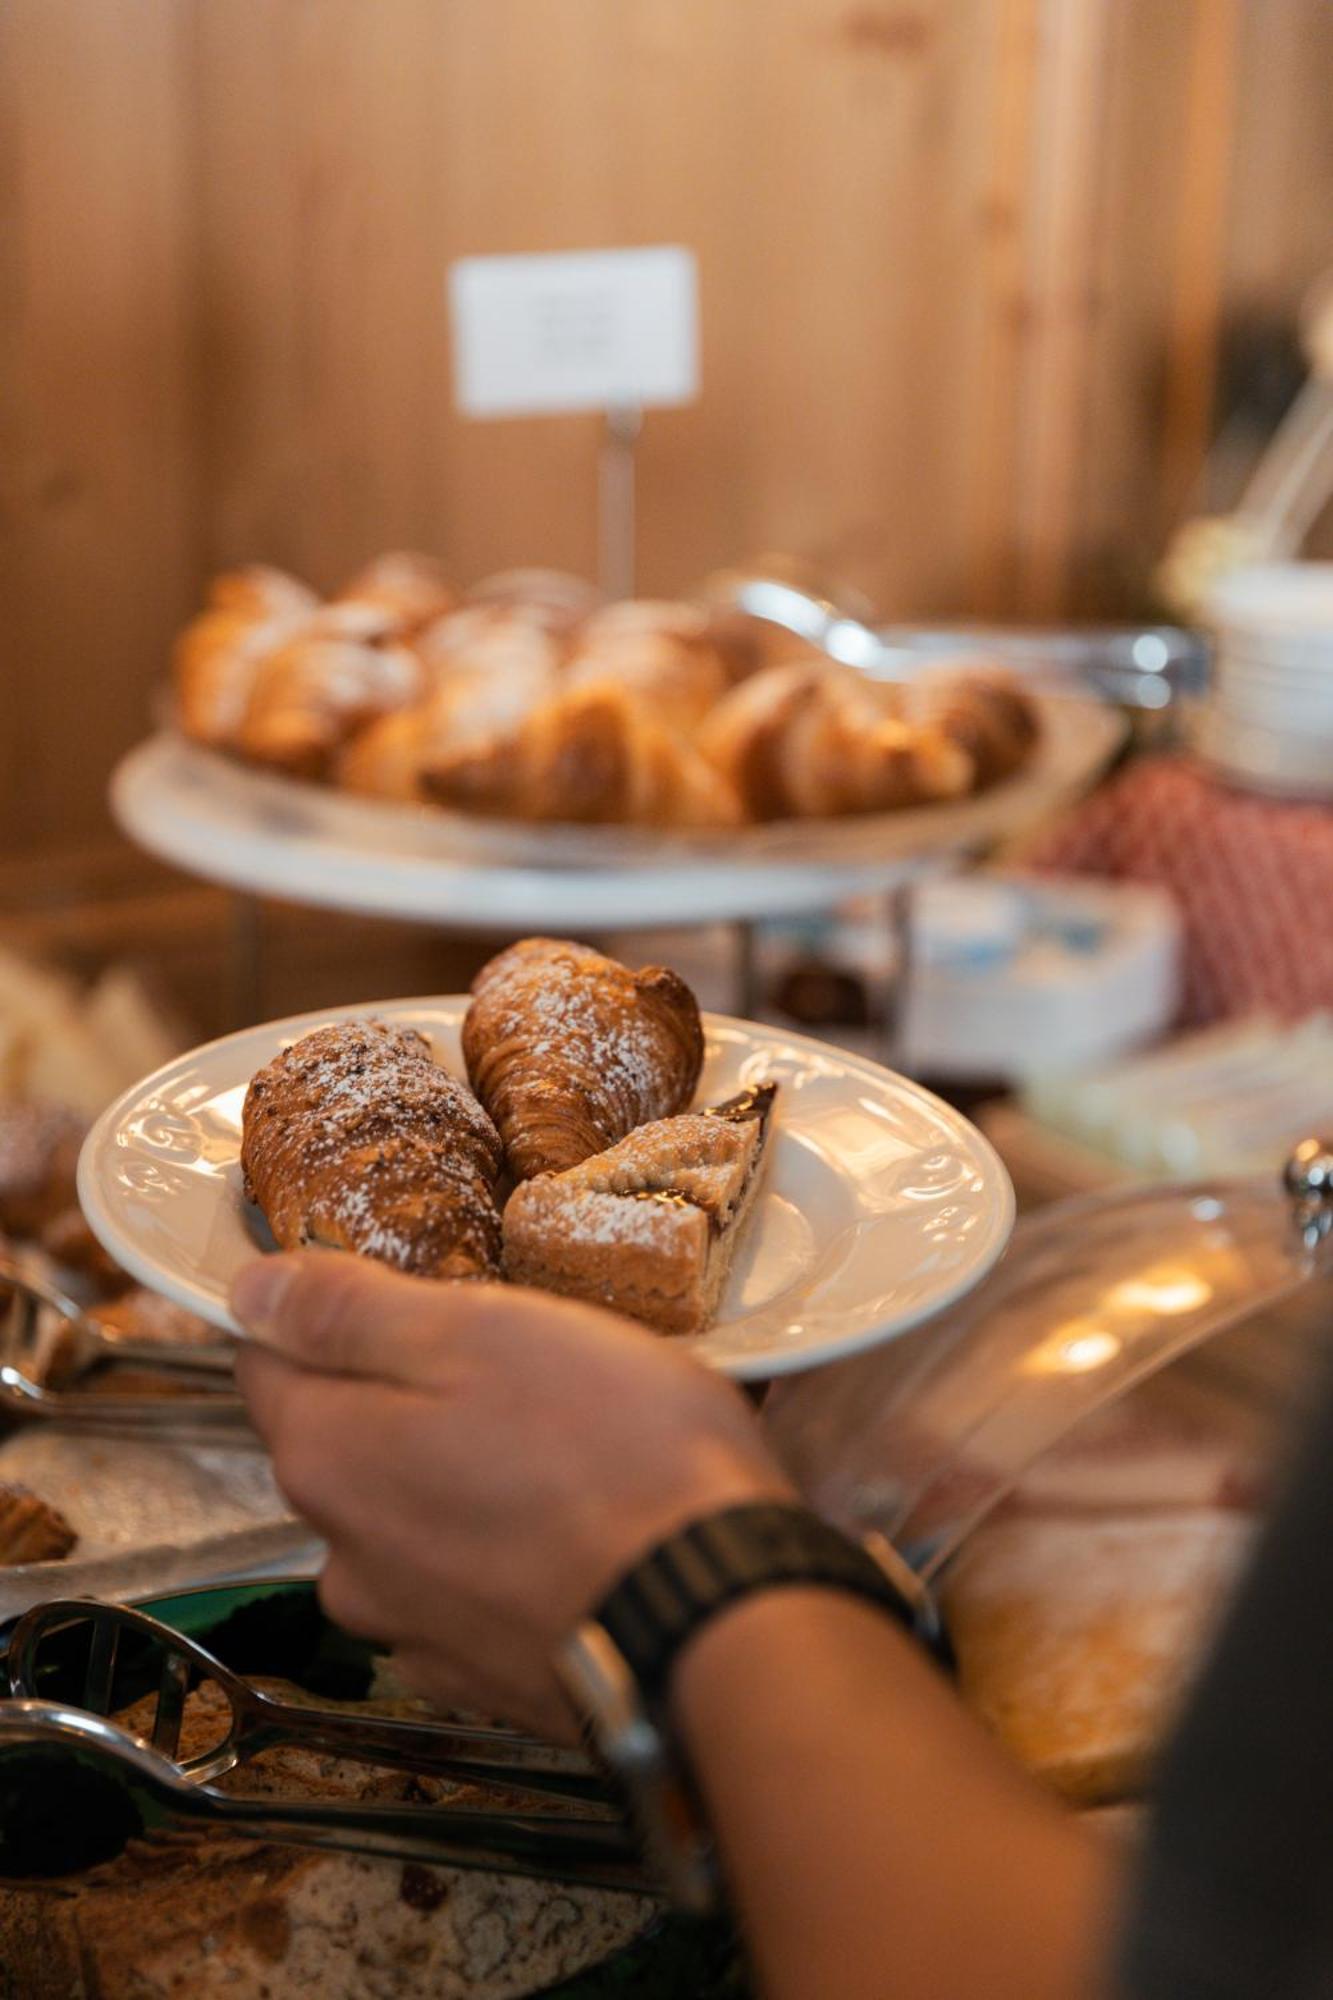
[
  {"x1": 462, "y1": 938, "x2": 704, "y2": 1182},
  {"x1": 335, "y1": 551, "x2": 457, "y2": 631},
  {"x1": 242, "y1": 1020, "x2": 503, "y2": 1280},
  {"x1": 424, "y1": 682, "x2": 742, "y2": 828},
  {"x1": 699, "y1": 661, "x2": 974, "y2": 820},
  {"x1": 237, "y1": 603, "x2": 426, "y2": 780}
]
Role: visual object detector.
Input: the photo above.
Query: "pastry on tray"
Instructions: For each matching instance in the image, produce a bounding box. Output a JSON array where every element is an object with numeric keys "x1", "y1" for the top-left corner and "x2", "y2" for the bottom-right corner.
[
  {"x1": 462, "y1": 938, "x2": 705, "y2": 1182},
  {"x1": 241, "y1": 1020, "x2": 503, "y2": 1280},
  {"x1": 699, "y1": 660, "x2": 976, "y2": 820},
  {"x1": 503, "y1": 1084, "x2": 777, "y2": 1333},
  {"x1": 463, "y1": 563, "x2": 606, "y2": 632},
  {"x1": 171, "y1": 558, "x2": 1044, "y2": 830},
  {"x1": 333, "y1": 550, "x2": 456, "y2": 632},
  {"x1": 38, "y1": 1205, "x2": 132, "y2": 1295},
  {"x1": 563, "y1": 599, "x2": 736, "y2": 729},
  {"x1": 171, "y1": 568, "x2": 317, "y2": 750},
  {"x1": 0, "y1": 1480, "x2": 77, "y2": 1564},
  {"x1": 339, "y1": 623, "x2": 564, "y2": 804},
  {"x1": 235, "y1": 603, "x2": 426, "y2": 781},
  {"x1": 423, "y1": 681, "x2": 741, "y2": 828},
  {"x1": 912, "y1": 673, "x2": 1043, "y2": 787}
]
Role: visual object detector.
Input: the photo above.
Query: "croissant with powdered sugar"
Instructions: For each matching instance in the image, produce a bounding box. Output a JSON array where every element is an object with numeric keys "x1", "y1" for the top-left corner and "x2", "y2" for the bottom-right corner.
[
  {"x1": 462, "y1": 938, "x2": 704, "y2": 1183},
  {"x1": 242, "y1": 1020, "x2": 503, "y2": 1281}
]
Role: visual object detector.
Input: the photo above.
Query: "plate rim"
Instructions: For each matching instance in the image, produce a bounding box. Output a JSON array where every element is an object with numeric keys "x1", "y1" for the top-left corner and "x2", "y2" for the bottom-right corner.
[{"x1": 78, "y1": 999, "x2": 1015, "y2": 1382}]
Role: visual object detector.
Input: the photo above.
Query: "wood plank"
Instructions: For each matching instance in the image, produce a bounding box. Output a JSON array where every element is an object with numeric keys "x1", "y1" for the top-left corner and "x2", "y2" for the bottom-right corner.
[
  {"x1": 0, "y1": 0, "x2": 199, "y2": 854},
  {"x1": 4, "y1": 0, "x2": 1333, "y2": 877},
  {"x1": 1156, "y1": 0, "x2": 1244, "y2": 533}
]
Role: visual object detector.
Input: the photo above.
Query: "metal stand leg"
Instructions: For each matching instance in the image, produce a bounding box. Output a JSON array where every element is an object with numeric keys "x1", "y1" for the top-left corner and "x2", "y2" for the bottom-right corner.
[
  {"x1": 228, "y1": 894, "x2": 264, "y2": 1029},
  {"x1": 879, "y1": 881, "x2": 915, "y2": 1069},
  {"x1": 599, "y1": 406, "x2": 642, "y2": 599},
  {"x1": 734, "y1": 921, "x2": 763, "y2": 1020}
]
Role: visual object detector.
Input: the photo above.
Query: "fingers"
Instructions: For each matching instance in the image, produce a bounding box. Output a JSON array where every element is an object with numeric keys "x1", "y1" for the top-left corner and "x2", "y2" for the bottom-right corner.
[
  {"x1": 317, "y1": 1554, "x2": 390, "y2": 1644},
  {"x1": 230, "y1": 1250, "x2": 494, "y2": 1386},
  {"x1": 237, "y1": 1348, "x2": 423, "y2": 1530}
]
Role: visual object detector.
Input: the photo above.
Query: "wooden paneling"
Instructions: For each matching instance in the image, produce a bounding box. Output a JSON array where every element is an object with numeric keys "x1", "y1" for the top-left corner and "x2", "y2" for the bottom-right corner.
[
  {"x1": 0, "y1": 0, "x2": 200, "y2": 851},
  {"x1": 2, "y1": 0, "x2": 1333, "y2": 862}
]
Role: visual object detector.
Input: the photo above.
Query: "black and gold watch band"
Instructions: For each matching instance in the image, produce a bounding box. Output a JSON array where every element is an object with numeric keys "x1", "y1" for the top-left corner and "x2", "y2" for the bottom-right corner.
[
  {"x1": 594, "y1": 1501, "x2": 950, "y2": 1701},
  {"x1": 557, "y1": 1502, "x2": 950, "y2": 1913}
]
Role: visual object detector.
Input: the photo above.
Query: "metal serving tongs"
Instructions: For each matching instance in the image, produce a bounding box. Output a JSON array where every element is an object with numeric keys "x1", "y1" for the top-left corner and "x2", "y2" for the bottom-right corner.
[
  {"x1": 0, "y1": 1257, "x2": 242, "y2": 1434},
  {"x1": 766, "y1": 1140, "x2": 1333, "y2": 1589},
  {"x1": 7, "y1": 1597, "x2": 609, "y2": 1802},
  {"x1": 0, "y1": 1703, "x2": 647, "y2": 1893},
  {"x1": 704, "y1": 565, "x2": 1209, "y2": 707},
  {"x1": 0, "y1": 1599, "x2": 647, "y2": 1892}
]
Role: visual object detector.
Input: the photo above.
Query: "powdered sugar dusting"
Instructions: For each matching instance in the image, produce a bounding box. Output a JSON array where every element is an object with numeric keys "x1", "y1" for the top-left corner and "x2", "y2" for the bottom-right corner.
[
  {"x1": 463, "y1": 939, "x2": 702, "y2": 1180},
  {"x1": 242, "y1": 1020, "x2": 503, "y2": 1278}
]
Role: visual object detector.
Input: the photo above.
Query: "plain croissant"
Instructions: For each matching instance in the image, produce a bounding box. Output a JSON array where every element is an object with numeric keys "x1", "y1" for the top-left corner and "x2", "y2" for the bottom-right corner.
[
  {"x1": 424, "y1": 681, "x2": 742, "y2": 827},
  {"x1": 699, "y1": 661, "x2": 975, "y2": 819},
  {"x1": 237, "y1": 603, "x2": 426, "y2": 780}
]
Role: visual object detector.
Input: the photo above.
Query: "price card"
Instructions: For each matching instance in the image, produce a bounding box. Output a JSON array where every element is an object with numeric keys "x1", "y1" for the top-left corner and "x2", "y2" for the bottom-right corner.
[{"x1": 449, "y1": 246, "x2": 699, "y2": 419}]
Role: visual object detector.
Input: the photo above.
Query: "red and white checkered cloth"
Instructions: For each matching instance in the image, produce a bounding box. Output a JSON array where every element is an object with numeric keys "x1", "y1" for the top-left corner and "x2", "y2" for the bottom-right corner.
[{"x1": 1029, "y1": 755, "x2": 1333, "y2": 1026}]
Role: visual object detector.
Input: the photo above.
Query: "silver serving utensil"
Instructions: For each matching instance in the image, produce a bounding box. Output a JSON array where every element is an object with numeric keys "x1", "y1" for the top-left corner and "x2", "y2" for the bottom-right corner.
[
  {"x1": 0, "y1": 1699, "x2": 650, "y2": 1893},
  {"x1": 705, "y1": 569, "x2": 1209, "y2": 705},
  {"x1": 0, "y1": 1258, "x2": 241, "y2": 1432},
  {"x1": 7, "y1": 1597, "x2": 609, "y2": 1806},
  {"x1": 766, "y1": 1141, "x2": 1333, "y2": 1585}
]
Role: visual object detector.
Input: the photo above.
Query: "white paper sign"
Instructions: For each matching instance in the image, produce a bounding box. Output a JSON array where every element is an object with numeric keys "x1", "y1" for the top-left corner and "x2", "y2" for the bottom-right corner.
[{"x1": 449, "y1": 246, "x2": 699, "y2": 419}]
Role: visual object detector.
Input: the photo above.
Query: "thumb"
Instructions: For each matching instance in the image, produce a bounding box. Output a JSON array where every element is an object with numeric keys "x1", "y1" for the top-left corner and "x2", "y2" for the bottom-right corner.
[{"x1": 229, "y1": 1249, "x2": 496, "y2": 1386}]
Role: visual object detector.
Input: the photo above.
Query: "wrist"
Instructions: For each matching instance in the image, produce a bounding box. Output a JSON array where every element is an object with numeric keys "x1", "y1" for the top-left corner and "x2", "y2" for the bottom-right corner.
[
  {"x1": 589, "y1": 1448, "x2": 795, "y2": 1621},
  {"x1": 670, "y1": 1583, "x2": 920, "y2": 1745},
  {"x1": 558, "y1": 1501, "x2": 946, "y2": 1913}
]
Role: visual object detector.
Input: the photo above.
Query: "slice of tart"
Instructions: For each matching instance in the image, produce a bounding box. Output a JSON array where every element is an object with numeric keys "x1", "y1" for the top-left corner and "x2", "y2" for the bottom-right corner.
[{"x1": 502, "y1": 1084, "x2": 777, "y2": 1335}]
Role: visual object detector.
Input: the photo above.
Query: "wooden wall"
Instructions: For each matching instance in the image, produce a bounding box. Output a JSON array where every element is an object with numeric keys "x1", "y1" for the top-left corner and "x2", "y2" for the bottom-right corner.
[{"x1": 3, "y1": 0, "x2": 1333, "y2": 860}]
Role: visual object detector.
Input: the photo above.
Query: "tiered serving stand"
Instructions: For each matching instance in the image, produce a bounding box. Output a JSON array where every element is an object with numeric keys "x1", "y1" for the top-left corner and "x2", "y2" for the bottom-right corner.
[{"x1": 111, "y1": 683, "x2": 1124, "y2": 1035}]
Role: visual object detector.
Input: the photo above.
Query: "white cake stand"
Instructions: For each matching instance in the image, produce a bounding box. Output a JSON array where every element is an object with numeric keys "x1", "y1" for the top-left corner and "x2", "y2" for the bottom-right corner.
[{"x1": 111, "y1": 693, "x2": 1123, "y2": 1024}]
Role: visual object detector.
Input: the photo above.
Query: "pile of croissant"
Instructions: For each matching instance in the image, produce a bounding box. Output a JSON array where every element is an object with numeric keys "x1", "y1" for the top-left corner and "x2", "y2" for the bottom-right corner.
[
  {"x1": 240, "y1": 937, "x2": 767, "y2": 1334},
  {"x1": 173, "y1": 552, "x2": 1040, "y2": 829}
]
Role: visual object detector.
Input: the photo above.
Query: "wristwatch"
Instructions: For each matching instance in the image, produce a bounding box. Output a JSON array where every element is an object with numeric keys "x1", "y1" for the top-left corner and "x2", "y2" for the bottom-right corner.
[{"x1": 556, "y1": 1502, "x2": 949, "y2": 1913}]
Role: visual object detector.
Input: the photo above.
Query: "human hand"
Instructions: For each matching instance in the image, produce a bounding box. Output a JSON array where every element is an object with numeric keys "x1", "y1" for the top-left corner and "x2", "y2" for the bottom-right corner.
[{"x1": 231, "y1": 1252, "x2": 793, "y2": 1737}]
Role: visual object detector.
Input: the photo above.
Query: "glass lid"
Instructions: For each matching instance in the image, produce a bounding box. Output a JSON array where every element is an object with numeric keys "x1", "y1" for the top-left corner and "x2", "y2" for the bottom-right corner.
[{"x1": 764, "y1": 1145, "x2": 1333, "y2": 1580}]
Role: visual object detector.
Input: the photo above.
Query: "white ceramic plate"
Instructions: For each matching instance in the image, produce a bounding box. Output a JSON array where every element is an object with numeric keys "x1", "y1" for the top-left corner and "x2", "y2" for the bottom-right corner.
[
  {"x1": 111, "y1": 690, "x2": 1124, "y2": 930},
  {"x1": 77, "y1": 1001, "x2": 1015, "y2": 1382}
]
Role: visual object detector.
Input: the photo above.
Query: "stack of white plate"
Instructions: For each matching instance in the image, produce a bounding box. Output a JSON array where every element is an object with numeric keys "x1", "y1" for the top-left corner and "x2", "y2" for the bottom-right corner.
[{"x1": 1196, "y1": 563, "x2": 1333, "y2": 797}]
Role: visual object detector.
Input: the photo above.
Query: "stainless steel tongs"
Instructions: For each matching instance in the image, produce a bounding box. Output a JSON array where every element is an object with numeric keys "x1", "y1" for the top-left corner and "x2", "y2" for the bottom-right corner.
[
  {"x1": 0, "y1": 1702, "x2": 648, "y2": 1891},
  {"x1": 0, "y1": 1257, "x2": 242, "y2": 1434},
  {"x1": 2, "y1": 1598, "x2": 647, "y2": 1892}
]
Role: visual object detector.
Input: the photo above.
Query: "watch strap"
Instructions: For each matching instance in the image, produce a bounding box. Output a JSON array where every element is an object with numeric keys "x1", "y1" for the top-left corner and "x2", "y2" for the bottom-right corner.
[{"x1": 593, "y1": 1502, "x2": 949, "y2": 1705}]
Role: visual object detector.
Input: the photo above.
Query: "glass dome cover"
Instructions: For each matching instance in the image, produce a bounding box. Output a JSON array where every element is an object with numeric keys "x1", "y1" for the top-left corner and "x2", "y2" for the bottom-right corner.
[{"x1": 765, "y1": 1147, "x2": 1333, "y2": 1580}]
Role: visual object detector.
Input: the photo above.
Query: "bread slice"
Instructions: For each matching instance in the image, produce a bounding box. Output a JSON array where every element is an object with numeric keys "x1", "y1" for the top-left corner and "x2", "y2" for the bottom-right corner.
[{"x1": 502, "y1": 1084, "x2": 776, "y2": 1334}]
